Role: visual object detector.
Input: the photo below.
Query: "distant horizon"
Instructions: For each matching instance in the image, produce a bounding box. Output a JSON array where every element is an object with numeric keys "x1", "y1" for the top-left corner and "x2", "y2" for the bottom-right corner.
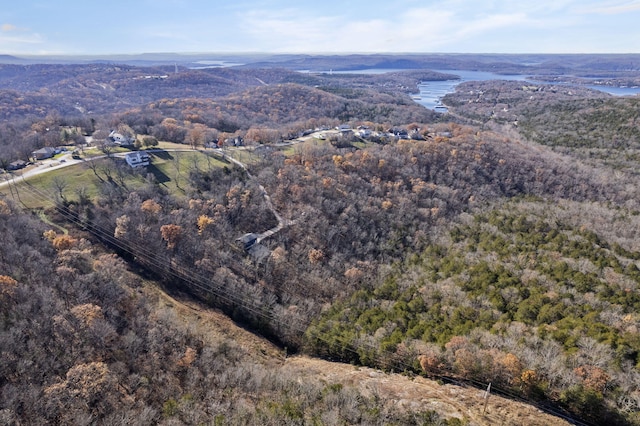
[
  {"x1": 5, "y1": 52, "x2": 640, "y2": 61},
  {"x1": 8, "y1": 52, "x2": 640, "y2": 57},
  {"x1": 3, "y1": 52, "x2": 640, "y2": 72}
]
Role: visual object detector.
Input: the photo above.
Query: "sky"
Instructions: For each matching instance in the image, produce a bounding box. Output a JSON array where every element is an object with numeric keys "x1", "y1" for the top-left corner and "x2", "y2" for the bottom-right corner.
[{"x1": 1, "y1": 0, "x2": 640, "y2": 55}]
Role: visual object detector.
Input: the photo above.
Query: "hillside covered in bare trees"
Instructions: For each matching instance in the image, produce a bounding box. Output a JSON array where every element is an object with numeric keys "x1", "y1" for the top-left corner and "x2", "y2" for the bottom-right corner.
[{"x1": 2, "y1": 55, "x2": 640, "y2": 425}]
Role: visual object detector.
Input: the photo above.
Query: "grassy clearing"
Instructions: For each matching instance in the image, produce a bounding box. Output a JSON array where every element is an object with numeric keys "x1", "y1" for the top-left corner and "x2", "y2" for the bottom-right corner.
[
  {"x1": 254, "y1": 138, "x2": 330, "y2": 158},
  {"x1": 156, "y1": 141, "x2": 195, "y2": 150},
  {"x1": 0, "y1": 150, "x2": 226, "y2": 208},
  {"x1": 224, "y1": 148, "x2": 262, "y2": 165},
  {"x1": 80, "y1": 146, "x2": 131, "y2": 158},
  {"x1": 79, "y1": 141, "x2": 190, "y2": 158},
  {"x1": 1, "y1": 163, "x2": 108, "y2": 208},
  {"x1": 149, "y1": 150, "x2": 228, "y2": 194}
]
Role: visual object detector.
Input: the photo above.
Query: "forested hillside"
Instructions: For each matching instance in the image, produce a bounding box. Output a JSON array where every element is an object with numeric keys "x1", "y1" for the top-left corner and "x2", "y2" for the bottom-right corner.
[
  {"x1": 306, "y1": 200, "x2": 640, "y2": 425},
  {"x1": 443, "y1": 79, "x2": 640, "y2": 176},
  {"x1": 2, "y1": 60, "x2": 640, "y2": 424},
  {"x1": 0, "y1": 63, "x2": 446, "y2": 121},
  {"x1": 0, "y1": 64, "x2": 439, "y2": 165},
  {"x1": 0, "y1": 199, "x2": 467, "y2": 425},
  {"x1": 118, "y1": 83, "x2": 436, "y2": 141},
  {"x1": 65, "y1": 121, "x2": 638, "y2": 424}
]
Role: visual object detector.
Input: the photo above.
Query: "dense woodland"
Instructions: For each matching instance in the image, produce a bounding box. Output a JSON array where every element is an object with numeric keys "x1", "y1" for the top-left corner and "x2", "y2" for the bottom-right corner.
[
  {"x1": 0, "y1": 199, "x2": 457, "y2": 425},
  {"x1": 2, "y1": 58, "x2": 640, "y2": 424},
  {"x1": 444, "y1": 80, "x2": 640, "y2": 176}
]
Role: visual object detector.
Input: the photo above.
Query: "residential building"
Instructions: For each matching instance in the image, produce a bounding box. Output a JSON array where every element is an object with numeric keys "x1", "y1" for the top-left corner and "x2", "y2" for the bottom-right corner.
[
  {"x1": 31, "y1": 147, "x2": 56, "y2": 160},
  {"x1": 125, "y1": 151, "x2": 150, "y2": 168},
  {"x1": 7, "y1": 160, "x2": 27, "y2": 170},
  {"x1": 109, "y1": 131, "x2": 135, "y2": 147}
]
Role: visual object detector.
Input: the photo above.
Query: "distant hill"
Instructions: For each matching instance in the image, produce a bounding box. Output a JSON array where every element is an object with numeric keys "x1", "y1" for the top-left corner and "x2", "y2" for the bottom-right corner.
[
  {"x1": 237, "y1": 53, "x2": 640, "y2": 75},
  {"x1": 0, "y1": 54, "x2": 25, "y2": 64},
  {"x1": 2, "y1": 52, "x2": 639, "y2": 75},
  {"x1": 0, "y1": 64, "x2": 444, "y2": 120},
  {"x1": 117, "y1": 82, "x2": 436, "y2": 140}
]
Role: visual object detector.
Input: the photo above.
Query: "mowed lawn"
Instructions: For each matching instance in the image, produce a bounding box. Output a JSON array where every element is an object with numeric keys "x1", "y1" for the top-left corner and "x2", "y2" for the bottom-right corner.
[{"x1": 0, "y1": 150, "x2": 228, "y2": 209}]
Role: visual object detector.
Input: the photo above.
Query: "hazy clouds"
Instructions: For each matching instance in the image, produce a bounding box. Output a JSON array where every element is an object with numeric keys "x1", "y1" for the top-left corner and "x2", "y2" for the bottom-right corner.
[{"x1": 1, "y1": 0, "x2": 639, "y2": 54}]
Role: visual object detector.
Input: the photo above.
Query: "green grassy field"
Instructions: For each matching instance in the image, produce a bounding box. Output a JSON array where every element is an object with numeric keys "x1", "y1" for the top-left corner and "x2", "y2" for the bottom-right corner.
[
  {"x1": 222, "y1": 147, "x2": 262, "y2": 164},
  {"x1": 148, "y1": 150, "x2": 228, "y2": 193},
  {"x1": 0, "y1": 150, "x2": 227, "y2": 209},
  {"x1": 1, "y1": 163, "x2": 103, "y2": 208}
]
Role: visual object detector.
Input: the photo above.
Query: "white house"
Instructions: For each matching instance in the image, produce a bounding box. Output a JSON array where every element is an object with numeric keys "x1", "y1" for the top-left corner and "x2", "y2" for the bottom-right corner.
[
  {"x1": 125, "y1": 151, "x2": 150, "y2": 168},
  {"x1": 358, "y1": 128, "x2": 372, "y2": 138},
  {"x1": 109, "y1": 131, "x2": 135, "y2": 147}
]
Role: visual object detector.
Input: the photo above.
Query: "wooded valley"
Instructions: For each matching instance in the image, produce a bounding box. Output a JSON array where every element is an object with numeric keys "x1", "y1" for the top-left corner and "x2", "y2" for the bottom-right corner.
[{"x1": 1, "y1": 56, "x2": 640, "y2": 425}]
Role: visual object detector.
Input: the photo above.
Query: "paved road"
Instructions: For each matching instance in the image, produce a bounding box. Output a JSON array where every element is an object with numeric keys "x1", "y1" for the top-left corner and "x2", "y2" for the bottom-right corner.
[
  {"x1": 1, "y1": 129, "x2": 334, "y2": 189},
  {"x1": 0, "y1": 148, "x2": 209, "y2": 189},
  {"x1": 0, "y1": 153, "x2": 81, "y2": 189}
]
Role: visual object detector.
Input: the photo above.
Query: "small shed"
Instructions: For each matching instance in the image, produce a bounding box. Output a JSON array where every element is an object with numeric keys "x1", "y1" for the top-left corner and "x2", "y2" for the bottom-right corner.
[{"x1": 237, "y1": 233, "x2": 259, "y2": 250}]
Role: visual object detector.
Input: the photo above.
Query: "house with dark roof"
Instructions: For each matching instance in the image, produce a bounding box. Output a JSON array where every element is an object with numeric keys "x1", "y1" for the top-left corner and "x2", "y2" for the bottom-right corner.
[
  {"x1": 7, "y1": 160, "x2": 27, "y2": 170},
  {"x1": 31, "y1": 147, "x2": 56, "y2": 160},
  {"x1": 237, "y1": 233, "x2": 259, "y2": 250},
  {"x1": 125, "y1": 151, "x2": 150, "y2": 168}
]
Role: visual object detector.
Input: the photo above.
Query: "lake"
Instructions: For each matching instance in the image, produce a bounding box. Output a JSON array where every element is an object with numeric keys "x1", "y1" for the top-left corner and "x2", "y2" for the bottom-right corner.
[
  {"x1": 414, "y1": 70, "x2": 528, "y2": 111},
  {"x1": 190, "y1": 60, "x2": 245, "y2": 69},
  {"x1": 585, "y1": 85, "x2": 640, "y2": 96},
  {"x1": 323, "y1": 68, "x2": 640, "y2": 111},
  {"x1": 414, "y1": 70, "x2": 640, "y2": 111}
]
